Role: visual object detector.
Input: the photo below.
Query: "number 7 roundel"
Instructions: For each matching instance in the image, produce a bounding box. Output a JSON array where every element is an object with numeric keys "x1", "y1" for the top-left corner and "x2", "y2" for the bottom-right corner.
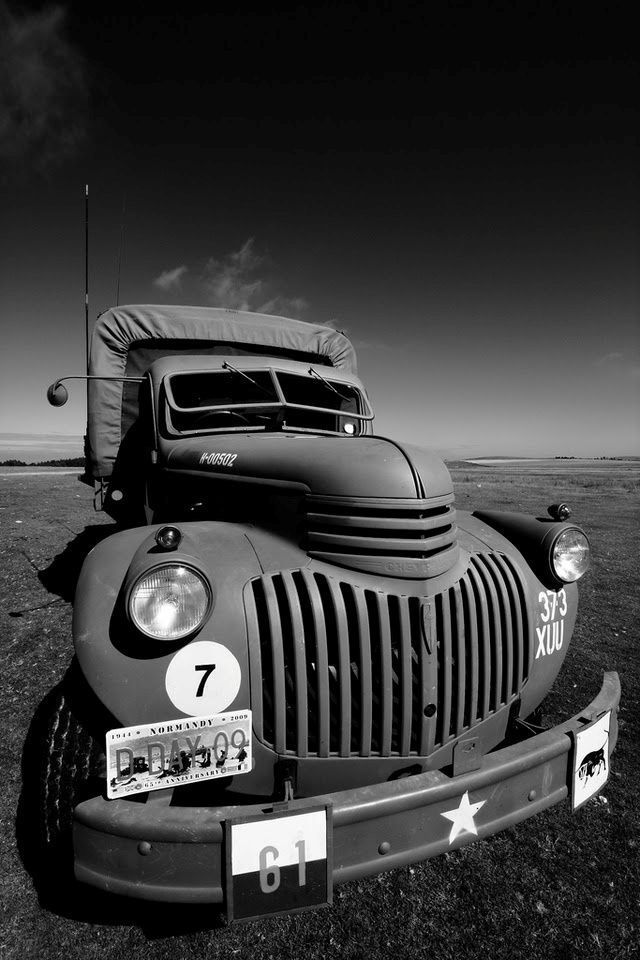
[{"x1": 165, "y1": 640, "x2": 242, "y2": 714}]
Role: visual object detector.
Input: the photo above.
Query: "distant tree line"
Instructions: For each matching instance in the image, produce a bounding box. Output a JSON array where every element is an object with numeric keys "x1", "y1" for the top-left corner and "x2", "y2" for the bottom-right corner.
[{"x1": 0, "y1": 457, "x2": 85, "y2": 467}]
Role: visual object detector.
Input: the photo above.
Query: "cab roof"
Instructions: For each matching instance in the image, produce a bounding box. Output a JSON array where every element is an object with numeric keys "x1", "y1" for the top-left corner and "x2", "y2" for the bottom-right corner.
[{"x1": 87, "y1": 304, "x2": 358, "y2": 477}]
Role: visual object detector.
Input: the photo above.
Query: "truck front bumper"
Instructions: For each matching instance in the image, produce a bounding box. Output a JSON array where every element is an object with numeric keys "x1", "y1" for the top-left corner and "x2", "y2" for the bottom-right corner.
[{"x1": 74, "y1": 671, "x2": 620, "y2": 903}]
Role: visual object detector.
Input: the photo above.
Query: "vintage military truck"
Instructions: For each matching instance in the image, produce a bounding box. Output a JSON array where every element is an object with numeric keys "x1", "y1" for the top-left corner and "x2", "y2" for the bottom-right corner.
[{"x1": 43, "y1": 304, "x2": 619, "y2": 919}]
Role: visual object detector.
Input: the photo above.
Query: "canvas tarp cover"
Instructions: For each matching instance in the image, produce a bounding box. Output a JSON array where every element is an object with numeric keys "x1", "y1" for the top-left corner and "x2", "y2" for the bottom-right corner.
[{"x1": 87, "y1": 304, "x2": 357, "y2": 478}]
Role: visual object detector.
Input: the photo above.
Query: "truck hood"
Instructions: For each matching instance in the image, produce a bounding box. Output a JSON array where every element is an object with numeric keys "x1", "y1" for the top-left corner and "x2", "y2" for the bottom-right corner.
[
  {"x1": 161, "y1": 434, "x2": 458, "y2": 579},
  {"x1": 161, "y1": 432, "x2": 453, "y2": 500}
]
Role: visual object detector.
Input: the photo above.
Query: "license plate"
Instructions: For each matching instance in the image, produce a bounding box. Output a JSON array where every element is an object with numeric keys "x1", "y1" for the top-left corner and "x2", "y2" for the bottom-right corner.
[
  {"x1": 226, "y1": 803, "x2": 332, "y2": 921},
  {"x1": 105, "y1": 710, "x2": 252, "y2": 799},
  {"x1": 571, "y1": 711, "x2": 611, "y2": 811}
]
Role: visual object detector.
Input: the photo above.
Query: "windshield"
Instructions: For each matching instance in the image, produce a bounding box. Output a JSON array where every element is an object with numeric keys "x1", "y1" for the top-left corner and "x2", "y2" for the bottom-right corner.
[{"x1": 165, "y1": 367, "x2": 369, "y2": 436}]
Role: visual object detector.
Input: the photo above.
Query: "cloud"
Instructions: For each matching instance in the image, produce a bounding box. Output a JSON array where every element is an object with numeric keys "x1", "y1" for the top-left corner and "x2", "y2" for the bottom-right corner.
[
  {"x1": 594, "y1": 351, "x2": 624, "y2": 366},
  {"x1": 259, "y1": 295, "x2": 309, "y2": 317},
  {"x1": 593, "y1": 349, "x2": 640, "y2": 380},
  {"x1": 201, "y1": 238, "x2": 307, "y2": 316},
  {"x1": 201, "y1": 239, "x2": 264, "y2": 310},
  {"x1": 0, "y1": 2, "x2": 89, "y2": 172},
  {"x1": 153, "y1": 265, "x2": 188, "y2": 291}
]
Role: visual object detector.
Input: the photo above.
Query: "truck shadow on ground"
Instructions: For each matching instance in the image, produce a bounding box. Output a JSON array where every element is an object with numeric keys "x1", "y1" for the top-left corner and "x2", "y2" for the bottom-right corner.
[
  {"x1": 36, "y1": 523, "x2": 120, "y2": 603},
  {"x1": 17, "y1": 679, "x2": 226, "y2": 934}
]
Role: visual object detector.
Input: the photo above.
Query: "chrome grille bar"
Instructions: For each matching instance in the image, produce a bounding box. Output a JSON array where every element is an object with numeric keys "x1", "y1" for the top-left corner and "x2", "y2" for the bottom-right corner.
[
  {"x1": 353, "y1": 585, "x2": 373, "y2": 756},
  {"x1": 453, "y1": 584, "x2": 466, "y2": 735},
  {"x1": 460, "y1": 575, "x2": 479, "y2": 725},
  {"x1": 376, "y1": 592, "x2": 393, "y2": 755},
  {"x1": 281, "y1": 571, "x2": 308, "y2": 757},
  {"x1": 262, "y1": 577, "x2": 286, "y2": 753},
  {"x1": 398, "y1": 597, "x2": 413, "y2": 756},
  {"x1": 300, "y1": 571, "x2": 331, "y2": 757}
]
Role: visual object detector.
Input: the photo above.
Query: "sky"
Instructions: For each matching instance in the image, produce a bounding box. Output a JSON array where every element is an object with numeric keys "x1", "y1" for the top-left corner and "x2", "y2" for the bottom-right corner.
[{"x1": 1, "y1": 1, "x2": 638, "y2": 458}]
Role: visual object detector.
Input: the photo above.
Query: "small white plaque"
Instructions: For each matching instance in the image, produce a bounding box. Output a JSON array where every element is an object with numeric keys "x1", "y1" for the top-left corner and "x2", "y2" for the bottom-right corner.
[
  {"x1": 572, "y1": 711, "x2": 611, "y2": 811},
  {"x1": 226, "y1": 805, "x2": 332, "y2": 921}
]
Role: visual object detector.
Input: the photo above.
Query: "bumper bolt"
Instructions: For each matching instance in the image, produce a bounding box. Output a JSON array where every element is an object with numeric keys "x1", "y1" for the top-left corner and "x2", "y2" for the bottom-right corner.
[
  {"x1": 528, "y1": 790, "x2": 537, "y2": 802},
  {"x1": 378, "y1": 841, "x2": 391, "y2": 855},
  {"x1": 137, "y1": 841, "x2": 152, "y2": 856}
]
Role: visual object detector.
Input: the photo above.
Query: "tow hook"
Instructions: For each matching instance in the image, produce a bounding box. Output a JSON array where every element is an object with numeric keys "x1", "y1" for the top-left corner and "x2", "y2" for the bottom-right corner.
[{"x1": 274, "y1": 759, "x2": 297, "y2": 803}]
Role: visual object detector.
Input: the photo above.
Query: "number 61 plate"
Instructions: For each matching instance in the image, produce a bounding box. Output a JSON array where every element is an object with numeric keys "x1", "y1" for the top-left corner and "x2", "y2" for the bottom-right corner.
[
  {"x1": 105, "y1": 710, "x2": 252, "y2": 799},
  {"x1": 225, "y1": 804, "x2": 333, "y2": 921}
]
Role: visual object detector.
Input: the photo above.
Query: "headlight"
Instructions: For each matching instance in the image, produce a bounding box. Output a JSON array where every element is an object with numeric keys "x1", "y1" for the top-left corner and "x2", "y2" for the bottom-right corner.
[
  {"x1": 129, "y1": 564, "x2": 211, "y2": 640},
  {"x1": 551, "y1": 528, "x2": 590, "y2": 582}
]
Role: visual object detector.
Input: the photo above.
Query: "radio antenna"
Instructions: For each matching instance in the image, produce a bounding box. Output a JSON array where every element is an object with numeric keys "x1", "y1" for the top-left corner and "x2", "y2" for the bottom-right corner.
[
  {"x1": 85, "y1": 184, "x2": 89, "y2": 375},
  {"x1": 82, "y1": 183, "x2": 90, "y2": 477},
  {"x1": 115, "y1": 194, "x2": 126, "y2": 306}
]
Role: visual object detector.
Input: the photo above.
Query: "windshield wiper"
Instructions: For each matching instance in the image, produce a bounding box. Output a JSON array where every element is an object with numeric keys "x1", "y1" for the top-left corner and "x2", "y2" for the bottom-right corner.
[
  {"x1": 221, "y1": 362, "x2": 275, "y2": 399},
  {"x1": 307, "y1": 367, "x2": 352, "y2": 403}
]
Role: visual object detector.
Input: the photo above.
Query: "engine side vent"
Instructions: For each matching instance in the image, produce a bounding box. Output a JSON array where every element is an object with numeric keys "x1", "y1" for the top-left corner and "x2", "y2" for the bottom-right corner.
[
  {"x1": 304, "y1": 494, "x2": 459, "y2": 578},
  {"x1": 245, "y1": 554, "x2": 531, "y2": 758}
]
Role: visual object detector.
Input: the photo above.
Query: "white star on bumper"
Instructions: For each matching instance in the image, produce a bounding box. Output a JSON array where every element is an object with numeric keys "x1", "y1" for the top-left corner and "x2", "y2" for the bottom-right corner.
[{"x1": 440, "y1": 790, "x2": 486, "y2": 844}]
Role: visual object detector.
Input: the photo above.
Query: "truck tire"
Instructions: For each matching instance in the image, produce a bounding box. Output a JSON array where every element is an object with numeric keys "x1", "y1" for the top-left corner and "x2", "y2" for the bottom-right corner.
[
  {"x1": 21, "y1": 662, "x2": 108, "y2": 879},
  {"x1": 39, "y1": 683, "x2": 105, "y2": 849}
]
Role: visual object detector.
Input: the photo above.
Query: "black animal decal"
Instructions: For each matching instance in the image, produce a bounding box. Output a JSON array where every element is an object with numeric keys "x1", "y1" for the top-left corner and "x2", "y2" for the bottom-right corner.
[{"x1": 578, "y1": 736, "x2": 609, "y2": 781}]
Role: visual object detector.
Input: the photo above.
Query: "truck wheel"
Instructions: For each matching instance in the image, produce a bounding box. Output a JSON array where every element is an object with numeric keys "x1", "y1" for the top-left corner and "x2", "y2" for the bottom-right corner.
[
  {"x1": 39, "y1": 683, "x2": 106, "y2": 850},
  {"x1": 21, "y1": 663, "x2": 107, "y2": 881}
]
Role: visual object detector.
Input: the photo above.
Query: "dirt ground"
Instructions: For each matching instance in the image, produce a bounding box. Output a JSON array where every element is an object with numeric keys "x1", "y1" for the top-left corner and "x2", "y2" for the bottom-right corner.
[{"x1": 1, "y1": 462, "x2": 638, "y2": 960}]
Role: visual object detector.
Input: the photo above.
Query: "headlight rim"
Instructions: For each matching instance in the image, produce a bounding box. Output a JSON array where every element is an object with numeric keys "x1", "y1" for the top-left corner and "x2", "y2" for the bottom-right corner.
[
  {"x1": 127, "y1": 561, "x2": 213, "y2": 641},
  {"x1": 548, "y1": 525, "x2": 591, "y2": 583}
]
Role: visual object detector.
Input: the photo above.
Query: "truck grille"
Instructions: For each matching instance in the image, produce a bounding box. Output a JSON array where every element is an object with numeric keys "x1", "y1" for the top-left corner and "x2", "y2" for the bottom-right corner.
[
  {"x1": 244, "y1": 554, "x2": 531, "y2": 758},
  {"x1": 304, "y1": 494, "x2": 459, "y2": 578}
]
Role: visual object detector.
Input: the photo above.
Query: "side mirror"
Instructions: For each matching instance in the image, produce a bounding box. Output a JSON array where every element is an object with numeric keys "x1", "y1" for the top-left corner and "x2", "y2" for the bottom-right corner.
[
  {"x1": 47, "y1": 382, "x2": 69, "y2": 406},
  {"x1": 46, "y1": 374, "x2": 143, "y2": 408}
]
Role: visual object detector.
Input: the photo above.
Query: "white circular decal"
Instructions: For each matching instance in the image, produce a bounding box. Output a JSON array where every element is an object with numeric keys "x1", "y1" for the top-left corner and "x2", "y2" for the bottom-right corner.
[{"x1": 165, "y1": 640, "x2": 241, "y2": 716}]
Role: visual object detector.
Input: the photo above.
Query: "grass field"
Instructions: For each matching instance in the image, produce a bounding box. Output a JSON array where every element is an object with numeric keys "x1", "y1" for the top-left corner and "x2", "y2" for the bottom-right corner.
[{"x1": 1, "y1": 462, "x2": 638, "y2": 960}]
